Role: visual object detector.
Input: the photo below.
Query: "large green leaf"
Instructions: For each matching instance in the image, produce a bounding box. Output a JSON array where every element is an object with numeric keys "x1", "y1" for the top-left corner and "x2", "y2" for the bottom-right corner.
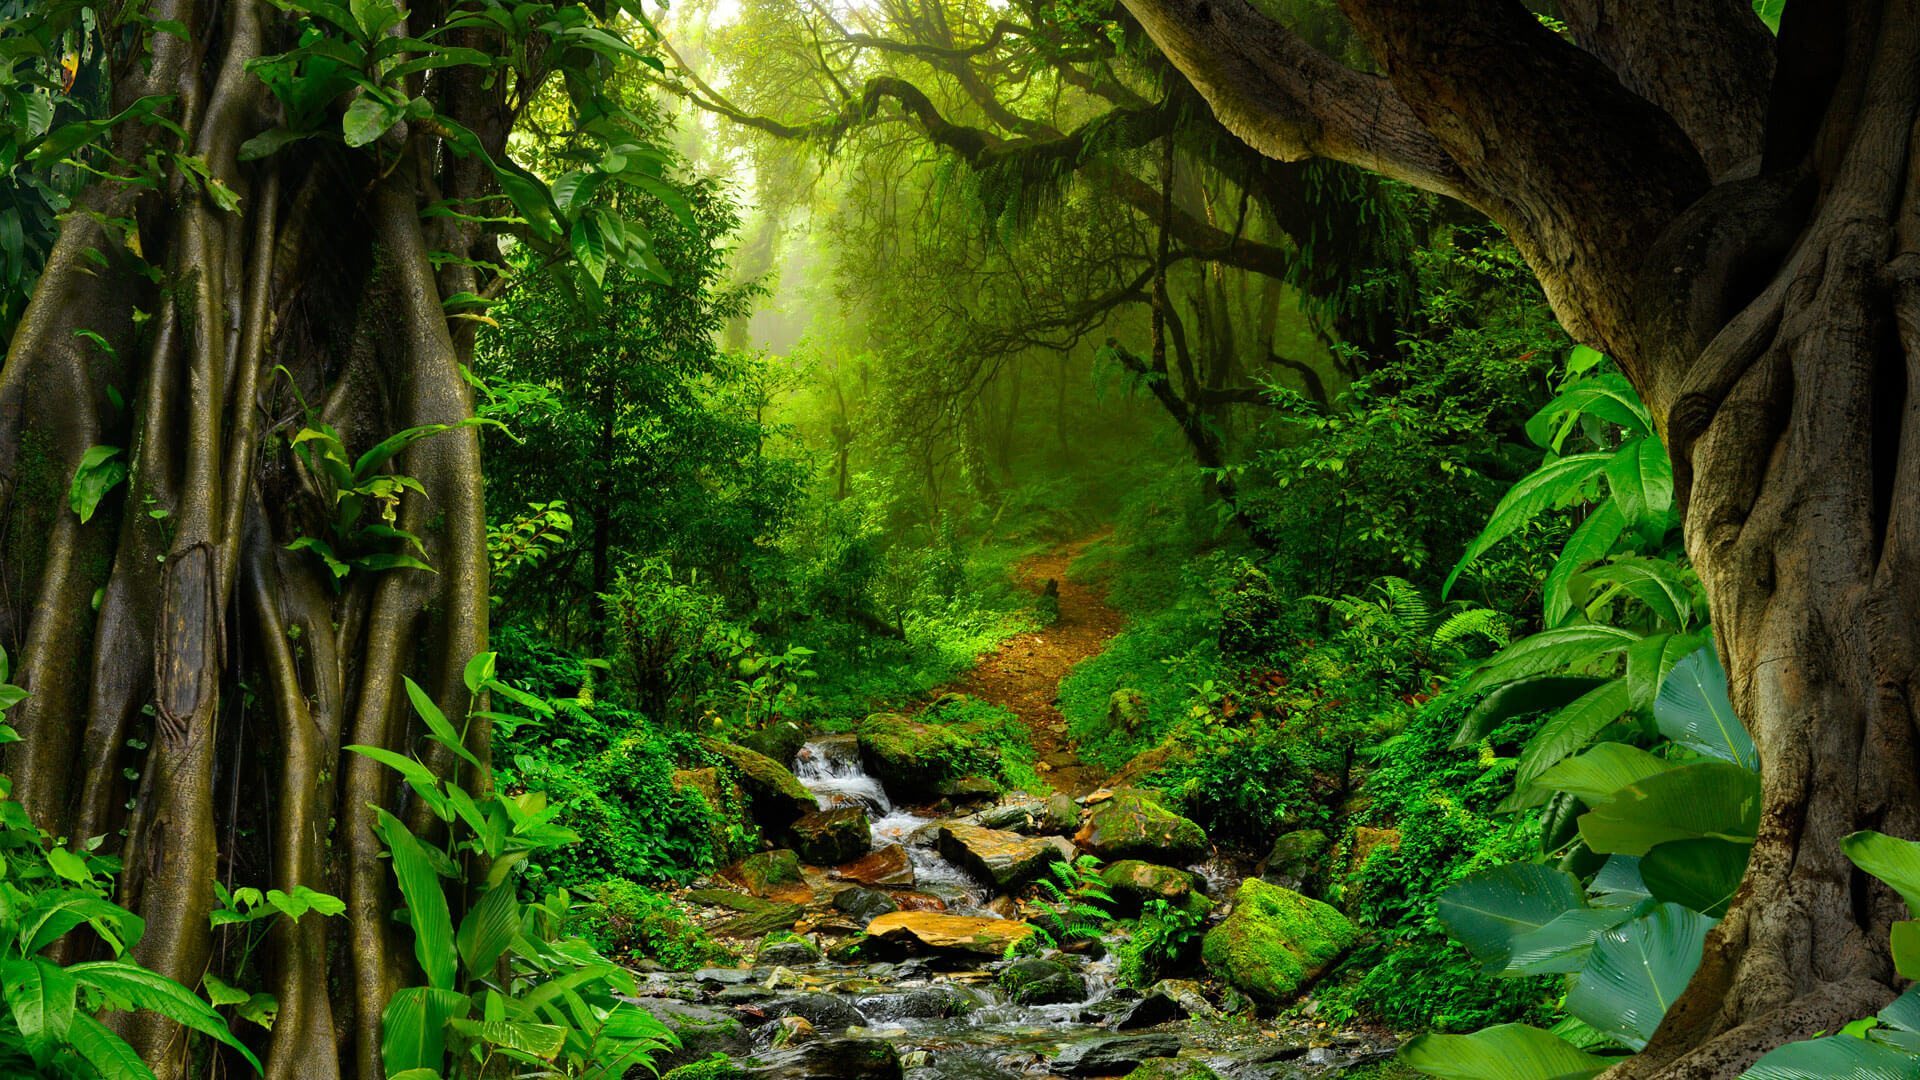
[
  {"x1": 1842, "y1": 831, "x2": 1920, "y2": 916},
  {"x1": 381, "y1": 986, "x2": 471, "y2": 1074},
  {"x1": 1624, "y1": 630, "x2": 1707, "y2": 711},
  {"x1": 456, "y1": 883, "x2": 519, "y2": 975},
  {"x1": 448, "y1": 1017, "x2": 567, "y2": 1059},
  {"x1": 1445, "y1": 453, "x2": 1612, "y2": 597},
  {"x1": 1453, "y1": 676, "x2": 1608, "y2": 749},
  {"x1": 1399, "y1": 1023, "x2": 1614, "y2": 1080},
  {"x1": 1516, "y1": 679, "x2": 1635, "y2": 790},
  {"x1": 404, "y1": 676, "x2": 480, "y2": 771},
  {"x1": 1742, "y1": 1035, "x2": 1920, "y2": 1078},
  {"x1": 1525, "y1": 372, "x2": 1652, "y2": 451},
  {"x1": 1472, "y1": 625, "x2": 1639, "y2": 690},
  {"x1": 1543, "y1": 502, "x2": 1627, "y2": 628},
  {"x1": 1603, "y1": 437, "x2": 1674, "y2": 534},
  {"x1": 65, "y1": 1012, "x2": 153, "y2": 1080},
  {"x1": 1640, "y1": 838, "x2": 1751, "y2": 918},
  {"x1": 1654, "y1": 648, "x2": 1756, "y2": 769},
  {"x1": 372, "y1": 809, "x2": 459, "y2": 990},
  {"x1": 69, "y1": 961, "x2": 261, "y2": 1071},
  {"x1": 1578, "y1": 762, "x2": 1762, "y2": 856},
  {"x1": 1581, "y1": 557, "x2": 1699, "y2": 631},
  {"x1": 1437, "y1": 864, "x2": 1585, "y2": 971},
  {"x1": 1564, "y1": 903, "x2": 1714, "y2": 1050},
  {"x1": 1531, "y1": 743, "x2": 1673, "y2": 804},
  {"x1": 1504, "y1": 906, "x2": 1637, "y2": 976},
  {"x1": 0, "y1": 957, "x2": 75, "y2": 1063}
]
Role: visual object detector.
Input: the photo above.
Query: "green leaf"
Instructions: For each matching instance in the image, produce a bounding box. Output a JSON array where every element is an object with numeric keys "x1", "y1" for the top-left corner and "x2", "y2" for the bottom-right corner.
[
  {"x1": 1472, "y1": 625, "x2": 1640, "y2": 689},
  {"x1": 1399, "y1": 1023, "x2": 1613, "y2": 1080},
  {"x1": 1578, "y1": 762, "x2": 1762, "y2": 856},
  {"x1": 405, "y1": 676, "x2": 480, "y2": 771},
  {"x1": 343, "y1": 92, "x2": 403, "y2": 147},
  {"x1": 1437, "y1": 864, "x2": 1585, "y2": 971},
  {"x1": 1892, "y1": 921, "x2": 1920, "y2": 981},
  {"x1": 1640, "y1": 838, "x2": 1751, "y2": 918},
  {"x1": 1654, "y1": 647, "x2": 1756, "y2": 769},
  {"x1": 1624, "y1": 630, "x2": 1707, "y2": 712},
  {"x1": 1543, "y1": 501, "x2": 1627, "y2": 627},
  {"x1": 1741, "y1": 1034, "x2": 1920, "y2": 1078},
  {"x1": 1453, "y1": 676, "x2": 1608, "y2": 749},
  {"x1": 371, "y1": 809, "x2": 458, "y2": 990},
  {"x1": 456, "y1": 884, "x2": 518, "y2": 975},
  {"x1": 1564, "y1": 903, "x2": 1714, "y2": 1051},
  {"x1": 461, "y1": 652, "x2": 497, "y2": 695},
  {"x1": 201, "y1": 972, "x2": 250, "y2": 1008},
  {"x1": 1581, "y1": 556, "x2": 1698, "y2": 631},
  {"x1": 1445, "y1": 453, "x2": 1612, "y2": 597},
  {"x1": 381, "y1": 986, "x2": 470, "y2": 1075},
  {"x1": 1503, "y1": 905, "x2": 1638, "y2": 976},
  {"x1": 1, "y1": 957, "x2": 77, "y2": 1064},
  {"x1": 1530, "y1": 742, "x2": 1672, "y2": 804},
  {"x1": 346, "y1": 745, "x2": 445, "y2": 816},
  {"x1": 1603, "y1": 437, "x2": 1674, "y2": 534},
  {"x1": 46, "y1": 846, "x2": 93, "y2": 885},
  {"x1": 66, "y1": 1012, "x2": 154, "y2": 1080},
  {"x1": 447, "y1": 1017, "x2": 567, "y2": 1059},
  {"x1": 1515, "y1": 679, "x2": 1634, "y2": 791},
  {"x1": 1841, "y1": 831, "x2": 1920, "y2": 916},
  {"x1": 1525, "y1": 372, "x2": 1651, "y2": 451},
  {"x1": 68, "y1": 445, "x2": 128, "y2": 524},
  {"x1": 69, "y1": 961, "x2": 262, "y2": 1072},
  {"x1": 570, "y1": 213, "x2": 608, "y2": 287},
  {"x1": 237, "y1": 126, "x2": 318, "y2": 161}
]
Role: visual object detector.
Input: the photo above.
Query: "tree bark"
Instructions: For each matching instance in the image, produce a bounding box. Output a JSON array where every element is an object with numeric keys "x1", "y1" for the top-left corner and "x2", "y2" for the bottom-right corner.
[{"x1": 0, "y1": 2, "x2": 505, "y2": 1075}]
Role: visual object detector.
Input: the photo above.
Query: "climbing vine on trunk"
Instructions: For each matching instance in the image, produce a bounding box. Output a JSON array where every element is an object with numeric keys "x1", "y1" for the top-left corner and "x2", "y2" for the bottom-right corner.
[{"x1": 0, "y1": 0, "x2": 681, "y2": 1075}]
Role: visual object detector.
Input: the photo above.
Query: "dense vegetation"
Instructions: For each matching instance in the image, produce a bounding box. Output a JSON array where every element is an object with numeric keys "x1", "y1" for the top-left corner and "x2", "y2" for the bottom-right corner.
[{"x1": 8, "y1": 1, "x2": 1918, "y2": 1079}]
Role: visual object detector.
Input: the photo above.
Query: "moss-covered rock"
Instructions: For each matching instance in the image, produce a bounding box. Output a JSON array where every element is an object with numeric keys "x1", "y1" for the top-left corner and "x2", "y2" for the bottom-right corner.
[
  {"x1": 664, "y1": 1054, "x2": 748, "y2": 1080},
  {"x1": 792, "y1": 807, "x2": 871, "y2": 866},
  {"x1": 739, "y1": 720, "x2": 808, "y2": 768},
  {"x1": 731, "y1": 850, "x2": 803, "y2": 896},
  {"x1": 757, "y1": 931, "x2": 823, "y2": 966},
  {"x1": 1100, "y1": 860, "x2": 1210, "y2": 917},
  {"x1": 701, "y1": 738, "x2": 817, "y2": 832},
  {"x1": 1123, "y1": 1059, "x2": 1222, "y2": 1080},
  {"x1": 1258, "y1": 829, "x2": 1330, "y2": 894},
  {"x1": 857, "y1": 713, "x2": 986, "y2": 791},
  {"x1": 1201, "y1": 878, "x2": 1355, "y2": 1005},
  {"x1": 685, "y1": 889, "x2": 805, "y2": 939},
  {"x1": 1000, "y1": 956, "x2": 1088, "y2": 1005},
  {"x1": 1075, "y1": 792, "x2": 1208, "y2": 865}
]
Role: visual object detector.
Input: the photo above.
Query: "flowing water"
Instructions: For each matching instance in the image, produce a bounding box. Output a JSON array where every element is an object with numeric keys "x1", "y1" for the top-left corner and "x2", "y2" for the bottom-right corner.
[{"x1": 631, "y1": 742, "x2": 1397, "y2": 1080}]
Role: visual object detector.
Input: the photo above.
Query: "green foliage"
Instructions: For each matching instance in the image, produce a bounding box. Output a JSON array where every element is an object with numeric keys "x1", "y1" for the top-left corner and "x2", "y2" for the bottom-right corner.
[
  {"x1": 1117, "y1": 898, "x2": 1209, "y2": 989},
  {"x1": 0, "y1": 649, "x2": 258, "y2": 1079},
  {"x1": 571, "y1": 880, "x2": 737, "y2": 972},
  {"x1": 1021, "y1": 855, "x2": 1115, "y2": 953},
  {"x1": 352, "y1": 668, "x2": 680, "y2": 1079}
]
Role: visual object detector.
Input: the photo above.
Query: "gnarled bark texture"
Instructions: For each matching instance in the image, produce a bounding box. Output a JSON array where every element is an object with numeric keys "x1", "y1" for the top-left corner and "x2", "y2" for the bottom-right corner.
[
  {"x1": 1117, "y1": 0, "x2": 1920, "y2": 1074},
  {"x1": 0, "y1": 0, "x2": 510, "y2": 1075}
]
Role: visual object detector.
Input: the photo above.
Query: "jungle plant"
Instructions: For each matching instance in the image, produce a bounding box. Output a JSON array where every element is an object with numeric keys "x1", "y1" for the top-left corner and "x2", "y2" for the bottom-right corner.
[
  {"x1": 1307, "y1": 575, "x2": 1511, "y2": 689},
  {"x1": 350, "y1": 659, "x2": 678, "y2": 1078},
  {"x1": 0, "y1": 648, "x2": 259, "y2": 1078},
  {"x1": 1017, "y1": 856, "x2": 1115, "y2": 955},
  {"x1": 1117, "y1": 898, "x2": 1209, "y2": 989}
]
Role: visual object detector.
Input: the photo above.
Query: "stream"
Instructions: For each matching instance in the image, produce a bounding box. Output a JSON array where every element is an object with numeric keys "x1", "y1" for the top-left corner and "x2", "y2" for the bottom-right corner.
[{"x1": 630, "y1": 740, "x2": 1398, "y2": 1080}]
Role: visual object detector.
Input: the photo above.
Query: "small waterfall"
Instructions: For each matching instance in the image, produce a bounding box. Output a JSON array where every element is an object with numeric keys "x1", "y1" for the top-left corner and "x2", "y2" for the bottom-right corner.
[{"x1": 791, "y1": 738, "x2": 985, "y2": 908}]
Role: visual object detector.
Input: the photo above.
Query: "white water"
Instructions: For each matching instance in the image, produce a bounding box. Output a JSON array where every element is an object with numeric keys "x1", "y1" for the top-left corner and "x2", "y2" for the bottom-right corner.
[{"x1": 792, "y1": 739, "x2": 986, "y2": 908}]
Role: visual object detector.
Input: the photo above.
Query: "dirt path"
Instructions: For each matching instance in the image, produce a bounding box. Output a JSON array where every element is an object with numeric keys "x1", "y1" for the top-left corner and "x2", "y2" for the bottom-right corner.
[{"x1": 939, "y1": 533, "x2": 1124, "y2": 796}]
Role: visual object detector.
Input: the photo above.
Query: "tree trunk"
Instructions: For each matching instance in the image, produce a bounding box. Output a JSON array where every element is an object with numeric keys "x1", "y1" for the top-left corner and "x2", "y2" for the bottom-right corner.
[{"x1": 0, "y1": 2, "x2": 502, "y2": 1075}]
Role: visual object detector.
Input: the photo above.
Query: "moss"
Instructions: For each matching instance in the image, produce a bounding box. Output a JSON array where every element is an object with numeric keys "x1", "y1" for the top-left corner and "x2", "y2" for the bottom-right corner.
[
  {"x1": 663, "y1": 1053, "x2": 747, "y2": 1080},
  {"x1": 857, "y1": 712, "x2": 991, "y2": 790},
  {"x1": 1123, "y1": 1060, "x2": 1222, "y2": 1080},
  {"x1": 1201, "y1": 878, "x2": 1357, "y2": 1005},
  {"x1": 1078, "y1": 792, "x2": 1208, "y2": 864}
]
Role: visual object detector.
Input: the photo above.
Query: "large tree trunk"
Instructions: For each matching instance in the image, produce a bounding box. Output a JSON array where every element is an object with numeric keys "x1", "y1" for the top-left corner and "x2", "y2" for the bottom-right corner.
[
  {"x1": 0, "y1": 1, "x2": 502, "y2": 1075},
  {"x1": 1114, "y1": 0, "x2": 1920, "y2": 1073}
]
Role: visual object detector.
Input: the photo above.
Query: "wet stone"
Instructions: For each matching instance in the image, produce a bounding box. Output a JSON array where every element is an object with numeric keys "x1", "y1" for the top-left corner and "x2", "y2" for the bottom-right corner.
[{"x1": 1051, "y1": 1034, "x2": 1184, "y2": 1077}]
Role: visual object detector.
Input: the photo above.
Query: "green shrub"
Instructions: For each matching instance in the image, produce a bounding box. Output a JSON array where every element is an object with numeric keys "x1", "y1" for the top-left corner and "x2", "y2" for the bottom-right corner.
[{"x1": 576, "y1": 880, "x2": 739, "y2": 971}]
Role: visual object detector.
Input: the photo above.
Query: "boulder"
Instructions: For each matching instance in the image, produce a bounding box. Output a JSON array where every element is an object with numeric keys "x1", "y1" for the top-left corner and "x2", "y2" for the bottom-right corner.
[
  {"x1": 1201, "y1": 879, "x2": 1356, "y2": 1004},
  {"x1": 771, "y1": 1015, "x2": 815, "y2": 1047},
  {"x1": 857, "y1": 713, "x2": 983, "y2": 791},
  {"x1": 757, "y1": 934, "x2": 822, "y2": 966},
  {"x1": 833, "y1": 845, "x2": 915, "y2": 887},
  {"x1": 832, "y1": 886, "x2": 899, "y2": 924},
  {"x1": 1258, "y1": 829, "x2": 1329, "y2": 893},
  {"x1": 687, "y1": 892, "x2": 803, "y2": 939},
  {"x1": 1043, "y1": 793, "x2": 1082, "y2": 834},
  {"x1": 1123, "y1": 1060, "x2": 1222, "y2": 1080},
  {"x1": 959, "y1": 798, "x2": 1048, "y2": 832},
  {"x1": 941, "y1": 775, "x2": 1002, "y2": 804},
  {"x1": 855, "y1": 985, "x2": 977, "y2": 1021},
  {"x1": 644, "y1": 999, "x2": 751, "y2": 1071},
  {"x1": 1105, "y1": 743, "x2": 1192, "y2": 789},
  {"x1": 750, "y1": 1037, "x2": 902, "y2": 1080},
  {"x1": 766, "y1": 993, "x2": 863, "y2": 1032},
  {"x1": 1075, "y1": 793, "x2": 1208, "y2": 865},
  {"x1": 701, "y1": 738, "x2": 818, "y2": 832},
  {"x1": 864, "y1": 912, "x2": 1037, "y2": 957},
  {"x1": 890, "y1": 891, "x2": 948, "y2": 912},
  {"x1": 792, "y1": 807, "x2": 871, "y2": 866},
  {"x1": 937, "y1": 823, "x2": 1066, "y2": 889},
  {"x1": 1052, "y1": 1034, "x2": 1184, "y2": 1077},
  {"x1": 1117, "y1": 980, "x2": 1217, "y2": 1030},
  {"x1": 1100, "y1": 860, "x2": 1210, "y2": 917},
  {"x1": 731, "y1": 850, "x2": 804, "y2": 897},
  {"x1": 999, "y1": 956, "x2": 1087, "y2": 1006},
  {"x1": 740, "y1": 721, "x2": 809, "y2": 769}
]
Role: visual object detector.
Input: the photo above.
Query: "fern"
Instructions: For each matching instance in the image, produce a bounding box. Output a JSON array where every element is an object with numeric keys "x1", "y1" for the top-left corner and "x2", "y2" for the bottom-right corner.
[{"x1": 1433, "y1": 608, "x2": 1512, "y2": 651}]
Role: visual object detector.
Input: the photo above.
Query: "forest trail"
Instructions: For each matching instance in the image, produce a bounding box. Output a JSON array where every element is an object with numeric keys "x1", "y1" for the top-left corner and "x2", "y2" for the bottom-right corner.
[{"x1": 938, "y1": 533, "x2": 1122, "y2": 796}]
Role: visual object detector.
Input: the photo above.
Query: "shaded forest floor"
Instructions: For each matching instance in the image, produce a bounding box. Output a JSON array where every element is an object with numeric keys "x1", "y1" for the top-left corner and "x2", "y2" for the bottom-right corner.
[{"x1": 935, "y1": 532, "x2": 1121, "y2": 795}]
